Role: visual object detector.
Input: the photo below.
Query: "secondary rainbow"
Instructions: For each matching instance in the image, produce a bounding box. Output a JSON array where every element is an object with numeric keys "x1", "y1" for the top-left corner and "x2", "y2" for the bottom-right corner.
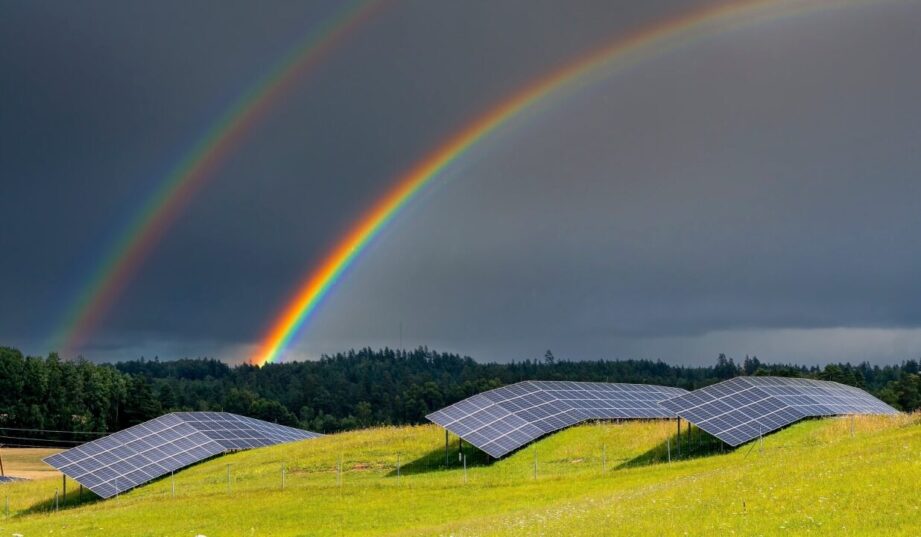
[
  {"x1": 252, "y1": 0, "x2": 877, "y2": 365},
  {"x1": 49, "y1": 1, "x2": 384, "y2": 356}
]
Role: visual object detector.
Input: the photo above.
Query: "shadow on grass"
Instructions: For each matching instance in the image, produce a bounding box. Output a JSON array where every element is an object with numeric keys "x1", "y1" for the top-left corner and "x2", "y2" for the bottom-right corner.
[
  {"x1": 19, "y1": 452, "x2": 228, "y2": 516},
  {"x1": 19, "y1": 482, "x2": 102, "y2": 516},
  {"x1": 616, "y1": 425, "x2": 732, "y2": 470},
  {"x1": 387, "y1": 439, "x2": 494, "y2": 477}
]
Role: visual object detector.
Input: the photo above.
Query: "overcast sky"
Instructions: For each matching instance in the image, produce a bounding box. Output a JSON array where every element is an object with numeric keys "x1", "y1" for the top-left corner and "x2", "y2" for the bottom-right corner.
[{"x1": 2, "y1": 0, "x2": 921, "y2": 366}]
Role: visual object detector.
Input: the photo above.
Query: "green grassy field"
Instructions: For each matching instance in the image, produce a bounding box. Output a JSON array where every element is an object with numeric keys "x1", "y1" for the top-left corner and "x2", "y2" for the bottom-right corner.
[{"x1": 1, "y1": 414, "x2": 918, "y2": 536}]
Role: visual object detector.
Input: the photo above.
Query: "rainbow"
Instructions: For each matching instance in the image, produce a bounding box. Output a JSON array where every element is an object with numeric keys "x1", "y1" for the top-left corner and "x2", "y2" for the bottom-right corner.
[
  {"x1": 252, "y1": 0, "x2": 879, "y2": 365},
  {"x1": 49, "y1": 0, "x2": 384, "y2": 356}
]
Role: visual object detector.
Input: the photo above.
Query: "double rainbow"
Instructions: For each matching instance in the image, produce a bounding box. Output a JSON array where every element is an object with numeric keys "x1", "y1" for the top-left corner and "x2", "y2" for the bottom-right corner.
[
  {"x1": 49, "y1": 1, "x2": 384, "y2": 356},
  {"x1": 251, "y1": 0, "x2": 873, "y2": 365}
]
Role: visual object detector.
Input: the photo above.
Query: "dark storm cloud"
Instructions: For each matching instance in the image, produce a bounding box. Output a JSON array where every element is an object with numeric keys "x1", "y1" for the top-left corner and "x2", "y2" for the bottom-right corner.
[{"x1": 2, "y1": 0, "x2": 920, "y2": 365}]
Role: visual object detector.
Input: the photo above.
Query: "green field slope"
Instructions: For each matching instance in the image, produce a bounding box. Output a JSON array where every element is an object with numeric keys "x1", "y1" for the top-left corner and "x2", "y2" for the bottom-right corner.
[{"x1": 1, "y1": 414, "x2": 918, "y2": 536}]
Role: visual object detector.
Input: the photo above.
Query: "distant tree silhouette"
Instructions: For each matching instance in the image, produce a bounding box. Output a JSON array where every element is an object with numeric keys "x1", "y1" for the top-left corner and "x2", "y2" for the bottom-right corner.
[{"x1": 0, "y1": 345, "x2": 917, "y2": 441}]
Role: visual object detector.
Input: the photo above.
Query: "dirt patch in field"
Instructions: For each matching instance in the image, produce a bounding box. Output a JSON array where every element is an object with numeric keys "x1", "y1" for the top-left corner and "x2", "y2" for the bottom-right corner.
[{"x1": 1, "y1": 448, "x2": 62, "y2": 480}]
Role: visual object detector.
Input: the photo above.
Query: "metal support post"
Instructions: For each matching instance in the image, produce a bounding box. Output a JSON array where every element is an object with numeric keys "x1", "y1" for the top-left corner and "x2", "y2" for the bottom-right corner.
[
  {"x1": 677, "y1": 418, "x2": 681, "y2": 457},
  {"x1": 533, "y1": 447, "x2": 537, "y2": 480}
]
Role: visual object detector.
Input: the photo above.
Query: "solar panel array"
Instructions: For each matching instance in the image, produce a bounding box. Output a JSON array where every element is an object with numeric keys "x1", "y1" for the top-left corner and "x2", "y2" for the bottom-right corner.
[
  {"x1": 660, "y1": 376, "x2": 898, "y2": 446},
  {"x1": 0, "y1": 475, "x2": 24, "y2": 483},
  {"x1": 427, "y1": 381, "x2": 688, "y2": 458},
  {"x1": 44, "y1": 412, "x2": 320, "y2": 499}
]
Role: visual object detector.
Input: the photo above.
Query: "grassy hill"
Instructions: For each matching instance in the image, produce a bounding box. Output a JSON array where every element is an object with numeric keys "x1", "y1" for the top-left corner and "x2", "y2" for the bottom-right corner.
[{"x1": 1, "y1": 414, "x2": 918, "y2": 536}]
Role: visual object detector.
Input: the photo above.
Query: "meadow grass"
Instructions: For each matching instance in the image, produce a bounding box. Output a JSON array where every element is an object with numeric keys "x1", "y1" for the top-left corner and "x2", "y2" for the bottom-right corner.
[{"x1": 0, "y1": 414, "x2": 918, "y2": 536}]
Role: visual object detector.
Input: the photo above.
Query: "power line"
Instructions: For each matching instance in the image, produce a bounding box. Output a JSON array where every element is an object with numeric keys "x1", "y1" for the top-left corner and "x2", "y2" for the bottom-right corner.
[
  {"x1": 0, "y1": 442, "x2": 71, "y2": 450},
  {"x1": 0, "y1": 426, "x2": 107, "y2": 436},
  {"x1": 0, "y1": 434, "x2": 83, "y2": 445}
]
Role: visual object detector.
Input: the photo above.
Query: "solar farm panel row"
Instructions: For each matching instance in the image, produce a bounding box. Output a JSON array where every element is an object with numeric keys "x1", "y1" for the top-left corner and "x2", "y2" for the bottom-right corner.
[
  {"x1": 427, "y1": 381, "x2": 688, "y2": 458},
  {"x1": 44, "y1": 412, "x2": 320, "y2": 499},
  {"x1": 659, "y1": 376, "x2": 898, "y2": 446}
]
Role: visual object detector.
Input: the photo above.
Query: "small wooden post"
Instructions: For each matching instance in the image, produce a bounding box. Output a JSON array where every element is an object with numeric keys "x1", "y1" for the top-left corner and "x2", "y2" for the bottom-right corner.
[
  {"x1": 281, "y1": 463, "x2": 286, "y2": 490},
  {"x1": 79, "y1": 484, "x2": 83, "y2": 501},
  {"x1": 463, "y1": 454, "x2": 467, "y2": 484},
  {"x1": 0, "y1": 444, "x2": 5, "y2": 477},
  {"x1": 667, "y1": 436, "x2": 671, "y2": 463},
  {"x1": 850, "y1": 415, "x2": 855, "y2": 438},
  {"x1": 171, "y1": 471, "x2": 175, "y2": 497},
  {"x1": 54, "y1": 490, "x2": 58, "y2": 512},
  {"x1": 445, "y1": 430, "x2": 449, "y2": 467},
  {"x1": 62, "y1": 475, "x2": 67, "y2": 504}
]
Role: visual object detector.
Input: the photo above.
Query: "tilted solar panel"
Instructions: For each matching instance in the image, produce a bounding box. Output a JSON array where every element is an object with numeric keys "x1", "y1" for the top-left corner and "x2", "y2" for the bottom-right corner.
[
  {"x1": 426, "y1": 381, "x2": 688, "y2": 458},
  {"x1": 659, "y1": 376, "x2": 898, "y2": 446},
  {"x1": 44, "y1": 412, "x2": 320, "y2": 499},
  {"x1": 0, "y1": 476, "x2": 25, "y2": 483}
]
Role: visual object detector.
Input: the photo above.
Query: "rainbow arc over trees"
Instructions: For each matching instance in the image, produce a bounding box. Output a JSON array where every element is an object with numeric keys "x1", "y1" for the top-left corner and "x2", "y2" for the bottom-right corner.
[
  {"x1": 49, "y1": 1, "x2": 383, "y2": 356},
  {"x1": 252, "y1": 0, "x2": 874, "y2": 365}
]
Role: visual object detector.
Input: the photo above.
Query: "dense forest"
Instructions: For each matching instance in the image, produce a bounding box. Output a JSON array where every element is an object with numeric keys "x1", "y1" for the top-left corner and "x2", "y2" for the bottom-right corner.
[{"x1": 1, "y1": 345, "x2": 919, "y2": 446}]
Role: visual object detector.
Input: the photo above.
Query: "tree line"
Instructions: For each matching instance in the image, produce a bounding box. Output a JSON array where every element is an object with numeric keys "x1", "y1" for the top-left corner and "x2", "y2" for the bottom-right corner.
[{"x1": 0, "y1": 345, "x2": 918, "y2": 445}]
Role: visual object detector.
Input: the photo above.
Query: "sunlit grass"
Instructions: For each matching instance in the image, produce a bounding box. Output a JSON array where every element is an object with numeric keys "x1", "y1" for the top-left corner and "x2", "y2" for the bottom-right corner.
[{"x1": 0, "y1": 414, "x2": 918, "y2": 536}]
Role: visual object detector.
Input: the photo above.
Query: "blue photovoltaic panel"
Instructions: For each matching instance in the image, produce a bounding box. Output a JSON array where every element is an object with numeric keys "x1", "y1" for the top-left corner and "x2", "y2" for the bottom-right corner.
[
  {"x1": 659, "y1": 376, "x2": 898, "y2": 446},
  {"x1": 426, "y1": 381, "x2": 688, "y2": 458},
  {"x1": 0, "y1": 476, "x2": 25, "y2": 483},
  {"x1": 43, "y1": 412, "x2": 320, "y2": 499}
]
